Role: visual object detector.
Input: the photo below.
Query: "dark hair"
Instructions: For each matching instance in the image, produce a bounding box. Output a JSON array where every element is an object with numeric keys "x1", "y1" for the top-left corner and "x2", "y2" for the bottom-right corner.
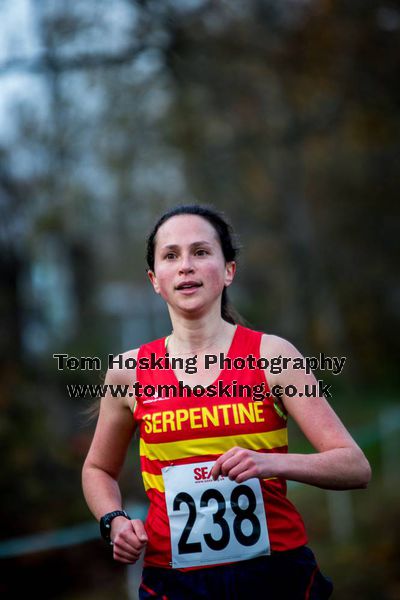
[{"x1": 146, "y1": 204, "x2": 245, "y2": 325}]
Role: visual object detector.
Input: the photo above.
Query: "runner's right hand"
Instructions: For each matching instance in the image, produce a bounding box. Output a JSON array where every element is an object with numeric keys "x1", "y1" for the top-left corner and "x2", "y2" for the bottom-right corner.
[{"x1": 111, "y1": 517, "x2": 148, "y2": 564}]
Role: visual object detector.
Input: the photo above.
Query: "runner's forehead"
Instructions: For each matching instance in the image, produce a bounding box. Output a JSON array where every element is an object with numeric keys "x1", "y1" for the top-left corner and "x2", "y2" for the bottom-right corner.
[{"x1": 155, "y1": 215, "x2": 220, "y2": 250}]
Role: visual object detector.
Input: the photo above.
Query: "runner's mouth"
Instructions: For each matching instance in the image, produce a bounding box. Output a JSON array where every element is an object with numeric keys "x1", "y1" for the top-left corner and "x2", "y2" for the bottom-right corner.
[{"x1": 176, "y1": 282, "x2": 203, "y2": 290}]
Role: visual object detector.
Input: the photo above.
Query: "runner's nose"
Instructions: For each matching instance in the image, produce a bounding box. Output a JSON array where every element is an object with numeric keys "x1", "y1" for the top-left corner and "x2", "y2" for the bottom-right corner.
[{"x1": 179, "y1": 255, "x2": 195, "y2": 274}]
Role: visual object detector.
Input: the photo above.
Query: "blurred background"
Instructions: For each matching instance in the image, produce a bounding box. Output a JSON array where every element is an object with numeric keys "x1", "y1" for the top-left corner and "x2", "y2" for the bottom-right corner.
[{"x1": 0, "y1": 0, "x2": 399, "y2": 598}]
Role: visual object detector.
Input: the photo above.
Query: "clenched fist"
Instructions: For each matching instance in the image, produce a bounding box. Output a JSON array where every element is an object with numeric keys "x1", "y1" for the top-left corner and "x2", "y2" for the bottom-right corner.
[{"x1": 110, "y1": 517, "x2": 148, "y2": 564}]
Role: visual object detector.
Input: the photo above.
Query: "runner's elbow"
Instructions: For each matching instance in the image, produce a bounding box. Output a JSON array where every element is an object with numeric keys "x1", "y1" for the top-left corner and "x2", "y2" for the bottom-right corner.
[
  {"x1": 82, "y1": 459, "x2": 118, "y2": 482},
  {"x1": 360, "y1": 459, "x2": 372, "y2": 488},
  {"x1": 354, "y1": 452, "x2": 372, "y2": 489}
]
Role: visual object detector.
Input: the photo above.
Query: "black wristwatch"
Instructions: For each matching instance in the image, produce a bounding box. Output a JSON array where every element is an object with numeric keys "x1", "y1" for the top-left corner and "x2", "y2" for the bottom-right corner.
[{"x1": 100, "y1": 510, "x2": 131, "y2": 546}]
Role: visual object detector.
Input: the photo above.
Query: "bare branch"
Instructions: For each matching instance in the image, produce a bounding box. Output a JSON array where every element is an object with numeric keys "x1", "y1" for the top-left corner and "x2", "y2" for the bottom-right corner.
[{"x1": 0, "y1": 43, "x2": 149, "y2": 75}]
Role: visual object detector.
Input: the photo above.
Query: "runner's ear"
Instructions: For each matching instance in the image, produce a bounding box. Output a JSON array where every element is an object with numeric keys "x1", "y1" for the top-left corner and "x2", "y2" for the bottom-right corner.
[{"x1": 147, "y1": 269, "x2": 160, "y2": 294}]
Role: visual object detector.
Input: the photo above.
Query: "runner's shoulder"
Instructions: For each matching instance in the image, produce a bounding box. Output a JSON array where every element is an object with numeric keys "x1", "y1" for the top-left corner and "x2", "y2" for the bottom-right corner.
[
  {"x1": 260, "y1": 333, "x2": 302, "y2": 361},
  {"x1": 106, "y1": 348, "x2": 140, "y2": 386}
]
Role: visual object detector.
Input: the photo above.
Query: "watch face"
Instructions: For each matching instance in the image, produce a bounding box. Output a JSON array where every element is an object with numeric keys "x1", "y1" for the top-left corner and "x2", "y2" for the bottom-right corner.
[{"x1": 100, "y1": 516, "x2": 110, "y2": 539}]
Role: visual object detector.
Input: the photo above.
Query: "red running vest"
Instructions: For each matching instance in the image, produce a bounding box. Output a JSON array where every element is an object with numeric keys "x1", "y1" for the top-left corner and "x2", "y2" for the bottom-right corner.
[{"x1": 133, "y1": 324, "x2": 307, "y2": 569}]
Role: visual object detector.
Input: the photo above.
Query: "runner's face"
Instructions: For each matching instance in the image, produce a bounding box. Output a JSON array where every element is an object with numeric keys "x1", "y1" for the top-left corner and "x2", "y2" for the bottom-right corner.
[{"x1": 148, "y1": 214, "x2": 235, "y2": 314}]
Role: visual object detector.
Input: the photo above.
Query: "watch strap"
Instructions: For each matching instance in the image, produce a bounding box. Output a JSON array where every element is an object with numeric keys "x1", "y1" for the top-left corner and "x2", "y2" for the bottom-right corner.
[{"x1": 100, "y1": 510, "x2": 131, "y2": 546}]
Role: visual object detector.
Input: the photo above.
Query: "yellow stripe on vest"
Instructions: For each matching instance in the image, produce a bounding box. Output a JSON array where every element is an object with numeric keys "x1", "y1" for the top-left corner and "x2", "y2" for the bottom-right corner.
[
  {"x1": 142, "y1": 472, "x2": 165, "y2": 492},
  {"x1": 140, "y1": 428, "x2": 288, "y2": 462},
  {"x1": 142, "y1": 470, "x2": 278, "y2": 493}
]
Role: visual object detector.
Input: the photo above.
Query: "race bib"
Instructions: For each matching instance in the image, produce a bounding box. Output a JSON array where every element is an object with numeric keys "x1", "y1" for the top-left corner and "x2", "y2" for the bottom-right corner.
[{"x1": 162, "y1": 461, "x2": 270, "y2": 568}]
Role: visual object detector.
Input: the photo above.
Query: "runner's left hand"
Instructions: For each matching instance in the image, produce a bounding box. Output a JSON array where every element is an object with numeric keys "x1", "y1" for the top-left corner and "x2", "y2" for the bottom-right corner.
[{"x1": 211, "y1": 447, "x2": 278, "y2": 483}]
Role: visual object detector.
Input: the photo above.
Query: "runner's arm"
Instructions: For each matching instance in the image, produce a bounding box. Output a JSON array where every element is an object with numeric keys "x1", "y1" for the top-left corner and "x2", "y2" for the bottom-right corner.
[
  {"x1": 82, "y1": 349, "x2": 148, "y2": 563},
  {"x1": 263, "y1": 335, "x2": 371, "y2": 489},
  {"x1": 82, "y1": 350, "x2": 138, "y2": 519},
  {"x1": 212, "y1": 336, "x2": 371, "y2": 490}
]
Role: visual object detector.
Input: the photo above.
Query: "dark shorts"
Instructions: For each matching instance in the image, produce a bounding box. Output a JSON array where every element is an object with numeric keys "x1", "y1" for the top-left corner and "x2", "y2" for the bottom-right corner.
[{"x1": 138, "y1": 546, "x2": 333, "y2": 600}]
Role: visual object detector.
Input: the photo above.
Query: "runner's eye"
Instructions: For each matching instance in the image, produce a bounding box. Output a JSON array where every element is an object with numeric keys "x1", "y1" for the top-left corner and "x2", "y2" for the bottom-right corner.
[
  {"x1": 195, "y1": 249, "x2": 209, "y2": 256},
  {"x1": 165, "y1": 252, "x2": 177, "y2": 260}
]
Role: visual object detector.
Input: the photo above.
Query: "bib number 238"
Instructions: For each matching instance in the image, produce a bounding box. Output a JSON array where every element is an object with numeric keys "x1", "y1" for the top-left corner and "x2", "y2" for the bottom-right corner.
[{"x1": 162, "y1": 461, "x2": 270, "y2": 568}]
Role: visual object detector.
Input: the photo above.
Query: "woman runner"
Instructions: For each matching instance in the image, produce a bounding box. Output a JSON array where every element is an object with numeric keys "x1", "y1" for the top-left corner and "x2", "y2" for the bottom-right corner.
[{"x1": 82, "y1": 204, "x2": 371, "y2": 599}]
